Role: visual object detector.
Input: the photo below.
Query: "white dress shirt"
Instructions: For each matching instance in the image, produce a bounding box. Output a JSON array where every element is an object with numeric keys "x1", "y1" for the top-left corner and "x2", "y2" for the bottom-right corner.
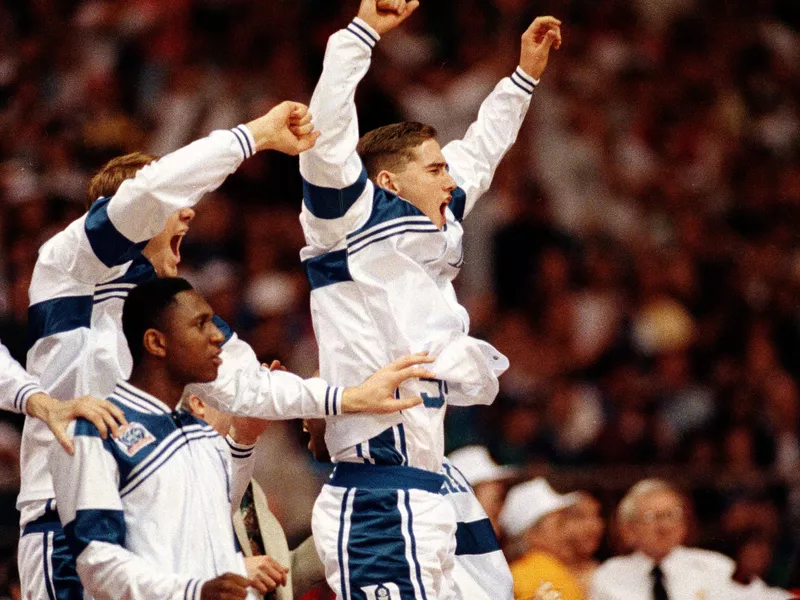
[{"x1": 590, "y1": 546, "x2": 791, "y2": 600}]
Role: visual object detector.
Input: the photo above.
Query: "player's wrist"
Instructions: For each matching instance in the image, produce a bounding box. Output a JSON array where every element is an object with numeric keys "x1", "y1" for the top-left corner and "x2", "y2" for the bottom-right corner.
[
  {"x1": 25, "y1": 392, "x2": 55, "y2": 420},
  {"x1": 227, "y1": 431, "x2": 260, "y2": 448},
  {"x1": 340, "y1": 386, "x2": 366, "y2": 414},
  {"x1": 514, "y1": 65, "x2": 540, "y2": 90}
]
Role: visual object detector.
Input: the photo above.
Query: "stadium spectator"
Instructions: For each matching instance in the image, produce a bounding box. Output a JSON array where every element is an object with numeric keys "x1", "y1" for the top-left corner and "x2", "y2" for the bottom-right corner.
[
  {"x1": 501, "y1": 478, "x2": 585, "y2": 600},
  {"x1": 590, "y1": 479, "x2": 790, "y2": 600}
]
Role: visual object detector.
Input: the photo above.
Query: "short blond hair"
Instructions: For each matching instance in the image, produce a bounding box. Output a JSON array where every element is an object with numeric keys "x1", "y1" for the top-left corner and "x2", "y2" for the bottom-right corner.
[{"x1": 86, "y1": 151, "x2": 158, "y2": 208}]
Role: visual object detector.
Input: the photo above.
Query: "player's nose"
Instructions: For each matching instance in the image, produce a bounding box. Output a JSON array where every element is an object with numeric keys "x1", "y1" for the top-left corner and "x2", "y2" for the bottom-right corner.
[
  {"x1": 208, "y1": 323, "x2": 225, "y2": 344},
  {"x1": 178, "y1": 207, "x2": 195, "y2": 223}
]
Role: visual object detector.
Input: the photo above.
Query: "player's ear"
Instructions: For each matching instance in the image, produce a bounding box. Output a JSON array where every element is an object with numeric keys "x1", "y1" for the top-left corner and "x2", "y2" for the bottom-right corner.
[
  {"x1": 142, "y1": 328, "x2": 167, "y2": 359},
  {"x1": 186, "y1": 394, "x2": 206, "y2": 418},
  {"x1": 376, "y1": 169, "x2": 400, "y2": 193}
]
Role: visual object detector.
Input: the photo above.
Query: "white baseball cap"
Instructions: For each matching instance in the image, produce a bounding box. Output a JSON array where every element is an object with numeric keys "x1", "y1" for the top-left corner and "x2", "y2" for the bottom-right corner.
[
  {"x1": 499, "y1": 478, "x2": 580, "y2": 538},
  {"x1": 447, "y1": 446, "x2": 517, "y2": 487}
]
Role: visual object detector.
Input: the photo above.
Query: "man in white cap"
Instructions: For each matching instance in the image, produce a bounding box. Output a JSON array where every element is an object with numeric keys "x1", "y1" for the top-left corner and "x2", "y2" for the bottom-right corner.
[{"x1": 501, "y1": 478, "x2": 585, "y2": 600}]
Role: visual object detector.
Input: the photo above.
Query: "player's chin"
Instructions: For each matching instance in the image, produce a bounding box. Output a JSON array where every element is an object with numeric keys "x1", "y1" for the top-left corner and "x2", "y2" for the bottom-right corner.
[
  {"x1": 159, "y1": 258, "x2": 180, "y2": 278},
  {"x1": 197, "y1": 364, "x2": 221, "y2": 383}
]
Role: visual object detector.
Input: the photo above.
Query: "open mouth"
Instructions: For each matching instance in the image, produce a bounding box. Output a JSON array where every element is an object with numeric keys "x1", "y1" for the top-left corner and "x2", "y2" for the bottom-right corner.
[{"x1": 169, "y1": 233, "x2": 184, "y2": 263}]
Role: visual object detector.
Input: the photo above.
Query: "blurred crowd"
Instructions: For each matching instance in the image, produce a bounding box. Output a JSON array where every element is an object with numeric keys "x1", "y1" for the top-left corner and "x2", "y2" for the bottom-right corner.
[{"x1": 1, "y1": 0, "x2": 799, "y2": 595}]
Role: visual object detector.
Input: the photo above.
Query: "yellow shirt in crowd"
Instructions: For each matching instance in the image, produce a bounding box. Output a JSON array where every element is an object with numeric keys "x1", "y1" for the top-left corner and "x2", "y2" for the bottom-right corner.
[{"x1": 510, "y1": 551, "x2": 586, "y2": 600}]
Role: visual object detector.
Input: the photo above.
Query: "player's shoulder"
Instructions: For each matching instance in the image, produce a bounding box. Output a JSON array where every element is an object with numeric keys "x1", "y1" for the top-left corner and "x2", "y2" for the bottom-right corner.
[
  {"x1": 347, "y1": 186, "x2": 430, "y2": 241},
  {"x1": 72, "y1": 397, "x2": 133, "y2": 439},
  {"x1": 36, "y1": 213, "x2": 89, "y2": 259}
]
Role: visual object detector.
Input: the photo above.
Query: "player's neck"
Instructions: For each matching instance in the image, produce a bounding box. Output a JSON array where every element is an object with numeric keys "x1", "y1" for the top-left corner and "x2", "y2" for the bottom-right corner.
[{"x1": 127, "y1": 365, "x2": 184, "y2": 411}]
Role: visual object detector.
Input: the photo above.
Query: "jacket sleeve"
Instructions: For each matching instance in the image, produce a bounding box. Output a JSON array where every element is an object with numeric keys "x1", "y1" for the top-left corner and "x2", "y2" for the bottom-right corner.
[
  {"x1": 298, "y1": 19, "x2": 380, "y2": 251},
  {"x1": 51, "y1": 420, "x2": 208, "y2": 600},
  {"x1": 33, "y1": 125, "x2": 255, "y2": 288},
  {"x1": 187, "y1": 317, "x2": 344, "y2": 419},
  {"x1": 442, "y1": 67, "x2": 536, "y2": 222},
  {"x1": 0, "y1": 341, "x2": 45, "y2": 414},
  {"x1": 226, "y1": 436, "x2": 256, "y2": 513}
]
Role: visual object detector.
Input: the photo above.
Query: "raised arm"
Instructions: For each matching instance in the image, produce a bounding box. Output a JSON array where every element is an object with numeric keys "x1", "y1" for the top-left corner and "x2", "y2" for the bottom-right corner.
[
  {"x1": 298, "y1": 0, "x2": 419, "y2": 246},
  {"x1": 443, "y1": 16, "x2": 561, "y2": 221},
  {"x1": 51, "y1": 421, "x2": 208, "y2": 600},
  {"x1": 37, "y1": 102, "x2": 316, "y2": 287}
]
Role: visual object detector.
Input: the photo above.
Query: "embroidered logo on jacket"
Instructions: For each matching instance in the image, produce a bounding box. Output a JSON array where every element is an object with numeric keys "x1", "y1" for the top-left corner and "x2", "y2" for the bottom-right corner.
[{"x1": 113, "y1": 422, "x2": 156, "y2": 457}]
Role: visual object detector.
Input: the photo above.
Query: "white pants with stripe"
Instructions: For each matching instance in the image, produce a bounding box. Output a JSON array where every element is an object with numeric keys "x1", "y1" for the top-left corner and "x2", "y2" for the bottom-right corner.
[
  {"x1": 18, "y1": 524, "x2": 83, "y2": 600},
  {"x1": 312, "y1": 463, "x2": 458, "y2": 600}
]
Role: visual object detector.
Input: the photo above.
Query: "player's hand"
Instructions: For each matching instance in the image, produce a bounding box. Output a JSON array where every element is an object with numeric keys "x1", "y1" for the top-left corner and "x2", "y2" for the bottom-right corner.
[
  {"x1": 200, "y1": 573, "x2": 253, "y2": 600},
  {"x1": 244, "y1": 555, "x2": 289, "y2": 594},
  {"x1": 341, "y1": 353, "x2": 436, "y2": 414},
  {"x1": 246, "y1": 101, "x2": 320, "y2": 155},
  {"x1": 519, "y1": 16, "x2": 562, "y2": 81},
  {"x1": 27, "y1": 393, "x2": 127, "y2": 455},
  {"x1": 229, "y1": 416, "x2": 270, "y2": 446},
  {"x1": 358, "y1": 0, "x2": 420, "y2": 35}
]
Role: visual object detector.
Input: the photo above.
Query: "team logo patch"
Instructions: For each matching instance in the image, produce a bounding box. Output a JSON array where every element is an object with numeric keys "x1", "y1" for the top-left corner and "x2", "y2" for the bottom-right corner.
[
  {"x1": 361, "y1": 583, "x2": 401, "y2": 600},
  {"x1": 113, "y1": 422, "x2": 156, "y2": 457}
]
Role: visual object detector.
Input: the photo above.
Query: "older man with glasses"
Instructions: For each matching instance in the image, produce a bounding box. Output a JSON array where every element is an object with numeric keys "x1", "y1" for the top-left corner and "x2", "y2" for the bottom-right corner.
[{"x1": 590, "y1": 479, "x2": 791, "y2": 600}]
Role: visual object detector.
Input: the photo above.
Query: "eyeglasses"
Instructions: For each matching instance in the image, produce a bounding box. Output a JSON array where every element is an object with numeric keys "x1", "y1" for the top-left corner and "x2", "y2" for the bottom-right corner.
[{"x1": 637, "y1": 507, "x2": 684, "y2": 524}]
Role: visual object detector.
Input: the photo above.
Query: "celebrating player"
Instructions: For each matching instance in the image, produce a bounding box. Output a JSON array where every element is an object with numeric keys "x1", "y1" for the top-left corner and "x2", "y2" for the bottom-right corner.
[
  {"x1": 298, "y1": 0, "x2": 561, "y2": 597},
  {"x1": 50, "y1": 278, "x2": 435, "y2": 600}
]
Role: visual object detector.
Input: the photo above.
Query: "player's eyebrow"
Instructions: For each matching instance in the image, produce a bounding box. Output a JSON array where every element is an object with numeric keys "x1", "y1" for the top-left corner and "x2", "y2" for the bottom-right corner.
[{"x1": 425, "y1": 160, "x2": 448, "y2": 170}]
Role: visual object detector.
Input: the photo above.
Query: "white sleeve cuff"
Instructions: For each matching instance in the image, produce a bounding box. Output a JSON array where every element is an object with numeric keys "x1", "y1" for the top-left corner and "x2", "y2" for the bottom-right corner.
[
  {"x1": 225, "y1": 435, "x2": 256, "y2": 459},
  {"x1": 324, "y1": 386, "x2": 344, "y2": 416},
  {"x1": 230, "y1": 125, "x2": 256, "y2": 159},
  {"x1": 186, "y1": 579, "x2": 205, "y2": 600},
  {"x1": 346, "y1": 18, "x2": 380, "y2": 50},
  {"x1": 510, "y1": 67, "x2": 539, "y2": 94}
]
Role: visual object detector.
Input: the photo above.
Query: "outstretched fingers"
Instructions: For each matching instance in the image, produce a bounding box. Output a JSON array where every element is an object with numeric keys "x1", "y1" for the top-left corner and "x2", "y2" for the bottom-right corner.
[
  {"x1": 394, "y1": 366, "x2": 437, "y2": 384},
  {"x1": 100, "y1": 400, "x2": 127, "y2": 435},
  {"x1": 375, "y1": 395, "x2": 423, "y2": 413},
  {"x1": 52, "y1": 427, "x2": 75, "y2": 455},
  {"x1": 387, "y1": 352, "x2": 435, "y2": 371}
]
